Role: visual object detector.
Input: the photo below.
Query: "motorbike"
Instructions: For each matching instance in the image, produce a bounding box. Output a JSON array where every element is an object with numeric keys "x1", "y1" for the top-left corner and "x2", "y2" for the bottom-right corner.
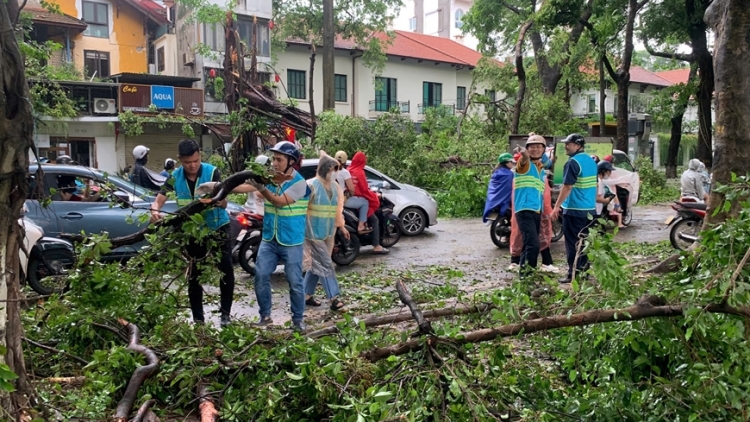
[
  {"x1": 666, "y1": 200, "x2": 706, "y2": 251},
  {"x1": 486, "y1": 211, "x2": 511, "y2": 248},
  {"x1": 20, "y1": 216, "x2": 76, "y2": 295},
  {"x1": 332, "y1": 185, "x2": 401, "y2": 266},
  {"x1": 235, "y1": 212, "x2": 264, "y2": 275}
]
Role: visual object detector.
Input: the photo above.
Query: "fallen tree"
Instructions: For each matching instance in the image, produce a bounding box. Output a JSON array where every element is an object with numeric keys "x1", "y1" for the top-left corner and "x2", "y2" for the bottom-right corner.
[
  {"x1": 113, "y1": 318, "x2": 159, "y2": 422},
  {"x1": 361, "y1": 295, "x2": 750, "y2": 362}
]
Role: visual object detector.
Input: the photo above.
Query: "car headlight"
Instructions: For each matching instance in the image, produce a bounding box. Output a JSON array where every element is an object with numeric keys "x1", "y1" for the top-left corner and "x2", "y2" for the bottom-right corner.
[{"x1": 417, "y1": 188, "x2": 436, "y2": 203}]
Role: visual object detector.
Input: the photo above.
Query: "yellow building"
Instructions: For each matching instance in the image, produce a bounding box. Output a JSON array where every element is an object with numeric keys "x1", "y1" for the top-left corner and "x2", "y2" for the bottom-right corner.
[{"x1": 28, "y1": 0, "x2": 168, "y2": 78}]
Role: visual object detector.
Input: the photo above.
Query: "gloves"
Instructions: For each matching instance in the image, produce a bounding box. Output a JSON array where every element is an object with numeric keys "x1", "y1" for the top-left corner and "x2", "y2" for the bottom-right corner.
[
  {"x1": 195, "y1": 182, "x2": 218, "y2": 196},
  {"x1": 248, "y1": 179, "x2": 267, "y2": 192}
]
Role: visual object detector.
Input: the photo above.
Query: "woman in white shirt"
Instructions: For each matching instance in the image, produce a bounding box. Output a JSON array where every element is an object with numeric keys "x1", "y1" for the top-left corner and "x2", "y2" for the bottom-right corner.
[
  {"x1": 245, "y1": 155, "x2": 271, "y2": 215},
  {"x1": 334, "y1": 151, "x2": 370, "y2": 233}
]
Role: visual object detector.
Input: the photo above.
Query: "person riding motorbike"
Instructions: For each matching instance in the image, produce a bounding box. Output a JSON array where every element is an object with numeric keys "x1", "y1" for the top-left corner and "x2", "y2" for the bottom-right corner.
[
  {"x1": 482, "y1": 153, "x2": 515, "y2": 233},
  {"x1": 334, "y1": 151, "x2": 371, "y2": 234},
  {"x1": 161, "y1": 158, "x2": 176, "y2": 178},
  {"x1": 680, "y1": 158, "x2": 708, "y2": 202},
  {"x1": 130, "y1": 145, "x2": 165, "y2": 192},
  {"x1": 596, "y1": 161, "x2": 625, "y2": 229},
  {"x1": 349, "y1": 151, "x2": 388, "y2": 254}
]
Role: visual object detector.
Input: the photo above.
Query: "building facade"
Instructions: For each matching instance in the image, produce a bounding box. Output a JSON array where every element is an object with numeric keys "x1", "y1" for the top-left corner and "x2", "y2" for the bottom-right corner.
[{"x1": 392, "y1": 0, "x2": 479, "y2": 51}]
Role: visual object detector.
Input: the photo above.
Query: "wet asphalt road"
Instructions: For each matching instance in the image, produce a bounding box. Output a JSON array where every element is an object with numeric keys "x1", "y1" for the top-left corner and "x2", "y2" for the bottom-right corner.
[{"x1": 200, "y1": 204, "x2": 675, "y2": 327}]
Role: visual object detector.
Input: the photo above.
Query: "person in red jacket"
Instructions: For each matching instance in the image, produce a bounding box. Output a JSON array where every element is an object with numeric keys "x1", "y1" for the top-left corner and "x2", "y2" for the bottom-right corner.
[{"x1": 348, "y1": 151, "x2": 389, "y2": 254}]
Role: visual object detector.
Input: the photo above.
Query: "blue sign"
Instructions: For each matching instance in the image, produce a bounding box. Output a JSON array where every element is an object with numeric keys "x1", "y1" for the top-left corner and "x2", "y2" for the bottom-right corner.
[{"x1": 151, "y1": 85, "x2": 175, "y2": 109}]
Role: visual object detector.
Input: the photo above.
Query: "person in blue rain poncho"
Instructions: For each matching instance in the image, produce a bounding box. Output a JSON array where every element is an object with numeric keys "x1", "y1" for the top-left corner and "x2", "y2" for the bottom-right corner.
[{"x1": 482, "y1": 152, "x2": 516, "y2": 224}]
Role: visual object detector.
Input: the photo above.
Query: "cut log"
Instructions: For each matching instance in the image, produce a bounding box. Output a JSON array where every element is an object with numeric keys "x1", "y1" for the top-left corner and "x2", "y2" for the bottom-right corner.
[
  {"x1": 198, "y1": 384, "x2": 219, "y2": 422},
  {"x1": 360, "y1": 296, "x2": 750, "y2": 362},
  {"x1": 113, "y1": 318, "x2": 160, "y2": 422}
]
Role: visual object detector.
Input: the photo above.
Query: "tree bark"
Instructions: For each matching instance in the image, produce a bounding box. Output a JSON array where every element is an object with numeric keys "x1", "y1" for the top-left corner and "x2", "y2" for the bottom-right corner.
[
  {"x1": 113, "y1": 319, "x2": 159, "y2": 422},
  {"x1": 689, "y1": 0, "x2": 714, "y2": 168},
  {"x1": 511, "y1": 20, "x2": 533, "y2": 134},
  {"x1": 322, "y1": 0, "x2": 335, "y2": 111},
  {"x1": 0, "y1": 0, "x2": 35, "y2": 416},
  {"x1": 599, "y1": 55, "x2": 606, "y2": 133},
  {"x1": 361, "y1": 296, "x2": 750, "y2": 362},
  {"x1": 665, "y1": 65, "x2": 698, "y2": 178},
  {"x1": 704, "y1": 0, "x2": 750, "y2": 223},
  {"x1": 308, "y1": 44, "x2": 317, "y2": 140}
]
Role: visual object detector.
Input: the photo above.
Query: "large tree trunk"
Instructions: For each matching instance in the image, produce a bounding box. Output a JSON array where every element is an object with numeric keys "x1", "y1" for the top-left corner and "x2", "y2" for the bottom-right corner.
[
  {"x1": 321, "y1": 0, "x2": 335, "y2": 111},
  {"x1": 704, "y1": 0, "x2": 750, "y2": 223},
  {"x1": 690, "y1": 0, "x2": 714, "y2": 168},
  {"x1": 0, "y1": 0, "x2": 35, "y2": 417},
  {"x1": 665, "y1": 65, "x2": 698, "y2": 178},
  {"x1": 511, "y1": 21, "x2": 533, "y2": 134},
  {"x1": 308, "y1": 45, "x2": 317, "y2": 141},
  {"x1": 599, "y1": 56, "x2": 606, "y2": 132},
  {"x1": 612, "y1": 0, "x2": 645, "y2": 151}
]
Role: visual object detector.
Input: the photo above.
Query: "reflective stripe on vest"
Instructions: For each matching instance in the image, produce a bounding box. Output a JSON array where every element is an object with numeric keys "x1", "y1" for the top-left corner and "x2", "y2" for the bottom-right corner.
[
  {"x1": 562, "y1": 154, "x2": 598, "y2": 211},
  {"x1": 513, "y1": 163, "x2": 545, "y2": 213},
  {"x1": 172, "y1": 163, "x2": 230, "y2": 230},
  {"x1": 262, "y1": 172, "x2": 309, "y2": 246}
]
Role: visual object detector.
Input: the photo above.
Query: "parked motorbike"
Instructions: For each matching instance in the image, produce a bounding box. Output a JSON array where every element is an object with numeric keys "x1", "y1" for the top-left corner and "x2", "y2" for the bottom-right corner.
[
  {"x1": 666, "y1": 200, "x2": 706, "y2": 251},
  {"x1": 486, "y1": 211, "x2": 511, "y2": 248},
  {"x1": 20, "y1": 217, "x2": 76, "y2": 295},
  {"x1": 332, "y1": 185, "x2": 401, "y2": 266},
  {"x1": 235, "y1": 212, "x2": 263, "y2": 275}
]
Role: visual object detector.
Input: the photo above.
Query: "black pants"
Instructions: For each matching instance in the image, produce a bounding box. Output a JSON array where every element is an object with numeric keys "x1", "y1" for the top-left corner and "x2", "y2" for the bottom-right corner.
[
  {"x1": 516, "y1": 211, "x2": 541, "y2": 272},
  {"x1": 562, "y1": 214, "x2": 592, "y2": 280},
  {"x1": 185, "y1": 224, "x2": 235, "y2": 322},
  {"x1": 368, "y1": 214, "x2": 380, "y2": 247}
]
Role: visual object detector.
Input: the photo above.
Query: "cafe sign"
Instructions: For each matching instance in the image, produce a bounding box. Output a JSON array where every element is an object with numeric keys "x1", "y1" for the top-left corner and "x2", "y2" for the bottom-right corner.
[{"x1": 119, "y1": 84, "x2": 204, "y2": 117}]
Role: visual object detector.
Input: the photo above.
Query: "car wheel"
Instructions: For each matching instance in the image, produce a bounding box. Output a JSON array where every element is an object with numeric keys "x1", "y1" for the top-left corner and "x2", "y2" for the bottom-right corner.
[{"x1": 400, "y1": 207, "x2": 427, "y2": 236}]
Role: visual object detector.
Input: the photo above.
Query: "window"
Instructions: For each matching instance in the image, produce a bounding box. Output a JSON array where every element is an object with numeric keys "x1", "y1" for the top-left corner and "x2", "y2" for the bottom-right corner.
[
  {"x1": 455, "y1": 9, "x2": 464, "y2": 28},
  {"x1": 84, "y1": 51, "x2": 109, "y2": 78},
  {"x1": 238, "y1": 18, "x2": 270, "y2": 57},
  {"x1": 588, "y1": 94, "x2": 596, "y2": 113},
  {"x1": 629, "y1": 95, "x2": 647, "y2": 113},
  {"x1": 456, "y1": 86, "x2": 466, "y2": 110},
  {"x1": 375, "y1": 77, "x2": 397, "y2": 111},
  {"x1": 423, "y1": 82, "x2": 442, "y2": 107},
  {"x1": 82, "y1": 1, "x2": 108, "y2": 38},
  {"x1": 202, "y1": 23, "x2": 225, "y2": 52},
  {"x1": 157, "y1": 47, "x2": 165, "y2": 72},
  {"x1": 485, "y1": 89, "x2": 496, "y2": 102},
  {"x1": 287, "y1": 69, "x2": 306, "y2": 99},
  {"x1": 409, "y1": 17, "x2": 417, "y2": 31},
  {"x1": 335, "y1": 74, "x2": 347, "y2": 102}
]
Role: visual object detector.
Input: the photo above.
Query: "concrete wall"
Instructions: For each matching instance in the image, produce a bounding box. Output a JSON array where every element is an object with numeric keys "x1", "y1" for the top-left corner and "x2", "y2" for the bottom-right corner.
[{"x1": 154, "y1": 33, "x2": 177, "y2": 76}]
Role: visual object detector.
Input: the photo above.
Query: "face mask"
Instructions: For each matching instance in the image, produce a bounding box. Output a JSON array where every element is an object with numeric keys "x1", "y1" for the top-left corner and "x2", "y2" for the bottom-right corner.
[{"x1": 327, "y1": 171, "x2": 336, "y2": 182}]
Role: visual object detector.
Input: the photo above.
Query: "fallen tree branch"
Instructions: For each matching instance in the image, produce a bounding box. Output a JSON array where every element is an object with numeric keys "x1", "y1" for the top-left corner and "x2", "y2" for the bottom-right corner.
[
  {"x1": 132, "y1": 399, "x2": 156, "y2": 422},
  {"x1": 22, "y1": 337, "x2": 89, "y2": 366},
  {"x1": 307, "y1": 303, "x2": 493, "y2": 339},
  {"x1": 198, "y1": 384, "x2": 219, "y2": 422},
  {"x1": 113, "y1": 318, "x2": 160, "y2": 422},
  {"x1": 39, "y1": 376, "x2": 86, "y2": 386},
  {"x1": 360, "y1": 296, "x2": 750, "y2": 362},
  {"x1": 395, "y1": 278, "x2": 433, "y2": 335},
  {"x1": 62, "y1": 170, "x2": 264, "y2": 248}
]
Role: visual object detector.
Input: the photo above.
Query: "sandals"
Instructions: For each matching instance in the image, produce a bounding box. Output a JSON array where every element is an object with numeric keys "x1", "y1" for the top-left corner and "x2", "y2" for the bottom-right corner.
[
  {"x1": 305, "y1": 296, "x2": 322, "y2": 307},
  {"x1": 372, "y1": 248, "x2": 390, "y2": 255},
  {"x1": 330, "y1": 298, "x2": 346, "y2": 312}
]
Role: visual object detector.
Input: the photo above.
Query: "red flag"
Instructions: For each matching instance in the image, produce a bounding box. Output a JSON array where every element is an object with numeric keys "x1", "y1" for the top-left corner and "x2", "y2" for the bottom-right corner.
[{"x1": 284, "y1": 126, "x2": 296, "y2": 142}]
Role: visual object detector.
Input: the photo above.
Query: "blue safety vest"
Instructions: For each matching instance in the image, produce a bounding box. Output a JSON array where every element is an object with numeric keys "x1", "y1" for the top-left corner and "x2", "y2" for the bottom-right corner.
[
  {"x1": 262, "y1": 171, "x2": 310, "y2": 246},
  {"x1": 306, "y1": 178, "x2": 339, "y2": 241},
  {"x1": 513, "y1": 161, "x2": 545, "y2": 213},
  {"x1": 172, "y1": 163, "x2": 230, "y2": 230},
  {"x1": 562, "y1": 153, "x2": 598, "y2": 212}
]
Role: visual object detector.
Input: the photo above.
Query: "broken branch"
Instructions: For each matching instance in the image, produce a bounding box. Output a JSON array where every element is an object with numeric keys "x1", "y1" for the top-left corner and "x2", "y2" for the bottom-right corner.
[
  {"x1": 395, "y1": 278, "x2": 433, "y2": 335},
  {"x1": 131, "y1": 399, "x2": 156, "y2": 422},
  {"x1": 22, "y1": 337, "x2": 89, "y2": 366},
  {"x1": 113, "y1": 318, "x2": 160, "y2": 422},
  {"x1": 198, "y1": 384, "x2": 219, "y2": 422}
]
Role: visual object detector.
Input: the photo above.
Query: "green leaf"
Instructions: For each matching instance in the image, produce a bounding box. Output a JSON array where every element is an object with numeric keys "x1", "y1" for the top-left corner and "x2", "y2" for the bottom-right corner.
[
  {"x1": 569, "y1": 370, "x2": 578, "y2": 382},
  {"x1": 286, "y1": 371, "x2": 303, "y2": 380}
]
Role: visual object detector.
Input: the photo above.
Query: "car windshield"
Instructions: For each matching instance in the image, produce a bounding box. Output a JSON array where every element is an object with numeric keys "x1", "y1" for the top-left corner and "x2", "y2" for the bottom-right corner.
[
  {"x1": 612, "y1": 153, "x2": 635, "y2": 172},
  {"x1": 69, "y1": 168, "x2": 153, "y2": 199}
]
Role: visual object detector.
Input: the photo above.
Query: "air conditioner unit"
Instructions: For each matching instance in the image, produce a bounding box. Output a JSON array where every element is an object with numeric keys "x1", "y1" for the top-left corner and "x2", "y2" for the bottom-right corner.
[
  {"x1": 148, "y1": 63, "x2": 157, "y2": 74},
  {"x1": 93, "y1": 98, "x2": 116, "y2": 114}
]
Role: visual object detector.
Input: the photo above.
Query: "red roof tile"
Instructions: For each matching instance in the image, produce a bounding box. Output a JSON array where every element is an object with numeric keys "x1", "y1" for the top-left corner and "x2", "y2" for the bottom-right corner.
[
  {"x1": 293, "y1": 30, "x2": 489, "y2": 67},
  {"x1": 655, "y1": 68, "x2": 690, "y2": 85},
  {"x1": 124, "y1": 0, "x2": 168, "y2": 25},
  {"x1": 26, "y1": 3, "x2": 87, "y2": 30},
  {"x1": 629, "y1": 66, "x2": 673, "y2": 87}
]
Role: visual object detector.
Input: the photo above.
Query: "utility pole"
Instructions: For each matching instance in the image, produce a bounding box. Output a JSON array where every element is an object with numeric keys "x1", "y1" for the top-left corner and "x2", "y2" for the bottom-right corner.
[{"x1": 322, "y1": 0, "x2": 335, "y2": 110}]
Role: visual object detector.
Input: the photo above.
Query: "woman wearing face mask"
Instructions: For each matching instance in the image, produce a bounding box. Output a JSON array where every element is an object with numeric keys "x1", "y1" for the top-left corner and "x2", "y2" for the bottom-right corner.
[
  {"x1": 303, "y1": 151, "x2": 349, "y2": 311},
  {"x1": 596, "y1": 161, "x2": 624, "y2": 228}
]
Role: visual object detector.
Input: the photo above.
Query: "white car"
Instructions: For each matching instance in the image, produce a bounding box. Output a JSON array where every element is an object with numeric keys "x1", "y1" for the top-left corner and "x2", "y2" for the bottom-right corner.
[{"x1": 299, "y1": 159, "x2": 438, "y2": 236}]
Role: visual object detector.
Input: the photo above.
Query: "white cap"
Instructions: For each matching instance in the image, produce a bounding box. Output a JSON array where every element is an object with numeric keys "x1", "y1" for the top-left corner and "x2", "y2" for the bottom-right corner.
[{"x1": 133, "y1": 145, "x2": 149, "y2": 160}]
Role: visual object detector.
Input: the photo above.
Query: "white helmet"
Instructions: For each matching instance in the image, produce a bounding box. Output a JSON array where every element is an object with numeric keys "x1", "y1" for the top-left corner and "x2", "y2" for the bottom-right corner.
[
  {"x1": 254, "y1": 155, "x2": 270, "y2": 166},
  {"x1": 133, "y1": 145, "x2": 149, "y2": 160}
]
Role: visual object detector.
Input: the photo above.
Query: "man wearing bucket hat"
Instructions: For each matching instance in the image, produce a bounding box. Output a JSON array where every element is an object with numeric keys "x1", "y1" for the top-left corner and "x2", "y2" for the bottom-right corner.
[
  {"x1": 512, "y1": 133, "x2": 552, "y2": 276},
  {"x1": 552, "y1": 133, "x2": 598, "y2": 284}
]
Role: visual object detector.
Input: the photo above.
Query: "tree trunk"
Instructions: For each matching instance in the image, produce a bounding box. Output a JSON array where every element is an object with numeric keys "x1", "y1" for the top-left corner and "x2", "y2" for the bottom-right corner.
[
  {"x1": 612, "y1": 0, "x2": 644, "y2": 151},
  {"x1": 322, "y1": 0, "x2": 335, "y2": 111},
  {"x1": 0, "y1": 0, "x2": 35, "y2": 417},
  {"x1": 599, "y1": 55, "x2": 606, "y2": 133},
  {"x1": 511, "y1": 21, "x2": 533, "y2": 134},
  {"x1": 308, "y1": 45, "x2": 317, "y2": 141},
  {"x1": 665, "y1": 65, "x2": 698, "y2": 178},
  {"x1": 690, "y1": 0, "x2": 714, "y2": 168},
  {"x1": 704, "y1": 0, "x2": 750, "y2": 223}
]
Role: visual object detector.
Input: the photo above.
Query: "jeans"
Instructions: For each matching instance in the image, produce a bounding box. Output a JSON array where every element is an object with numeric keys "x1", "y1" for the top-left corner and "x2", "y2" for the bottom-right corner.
[
  {"x1": 304, "y1": 272, "x2": 341, "y2": 299},
  {"x1": 345, "y1": 196, "x2": 369, "y2": 223},
  {"x1": 185, "y1": 224, "x2": 234, "y2": 322},
  {"x1": 562, "y1": 214, "x2": 593, "y2": 279},
  {"x1": 515, "y1": 210, "x2": 541, "y2": 273},
  {"x1": 254, "y1": 238, "x2": 305, "y2": 324}
]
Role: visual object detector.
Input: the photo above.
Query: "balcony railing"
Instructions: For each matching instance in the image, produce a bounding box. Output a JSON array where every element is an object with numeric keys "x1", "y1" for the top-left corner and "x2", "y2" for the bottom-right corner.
[
  {"x1": 418, "y1": 103, "x2": 455, "y2": 115},
  {"x1": 368, "y1": 100, "x2": 410, "y2": 113}
]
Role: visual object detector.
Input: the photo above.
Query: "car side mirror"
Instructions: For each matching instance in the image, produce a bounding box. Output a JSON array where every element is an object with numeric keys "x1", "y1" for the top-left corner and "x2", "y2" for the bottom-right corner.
[
  {"x1": 381, "y1": 181, "x2": 391, "y2": 190},
  {"x1": 113, "y1": 191, "x2": 131, "y2": 207}
]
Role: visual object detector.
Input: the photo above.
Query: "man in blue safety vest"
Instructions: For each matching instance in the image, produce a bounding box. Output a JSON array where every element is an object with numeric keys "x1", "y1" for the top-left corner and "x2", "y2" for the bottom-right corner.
[
  {"x1": 150, "y1": 139, "x2": 235, "y2": 327},
  {"x1": 551, "y1": 133, "x2": 598, "y2": 284}
]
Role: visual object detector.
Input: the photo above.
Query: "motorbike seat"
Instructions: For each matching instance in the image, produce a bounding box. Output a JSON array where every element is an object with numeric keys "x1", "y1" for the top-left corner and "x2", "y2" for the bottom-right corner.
[{"x1": 679, "y1": 202, "x2": 707, "y2": 210}]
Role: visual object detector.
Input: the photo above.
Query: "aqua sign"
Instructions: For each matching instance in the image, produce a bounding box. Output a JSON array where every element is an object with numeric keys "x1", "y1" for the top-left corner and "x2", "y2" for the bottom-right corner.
[{"x1": 151, "y1": 85, "x2": 175, "y2": 109}]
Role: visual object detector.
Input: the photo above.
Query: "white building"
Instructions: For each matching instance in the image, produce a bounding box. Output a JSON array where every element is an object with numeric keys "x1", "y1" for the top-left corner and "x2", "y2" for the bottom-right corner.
[
  {"x1": 392, "y1": 0, "x2": 479, "y2": 51},
  {"x1": 272, "y1": 30, "x2": 493, "y2": 121}
]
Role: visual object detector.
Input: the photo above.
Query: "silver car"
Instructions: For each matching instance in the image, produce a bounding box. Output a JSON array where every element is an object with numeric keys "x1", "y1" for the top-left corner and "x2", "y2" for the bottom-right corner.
[{"x1": 299, "y1": 159, "x2": 438, "y2": 235}]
